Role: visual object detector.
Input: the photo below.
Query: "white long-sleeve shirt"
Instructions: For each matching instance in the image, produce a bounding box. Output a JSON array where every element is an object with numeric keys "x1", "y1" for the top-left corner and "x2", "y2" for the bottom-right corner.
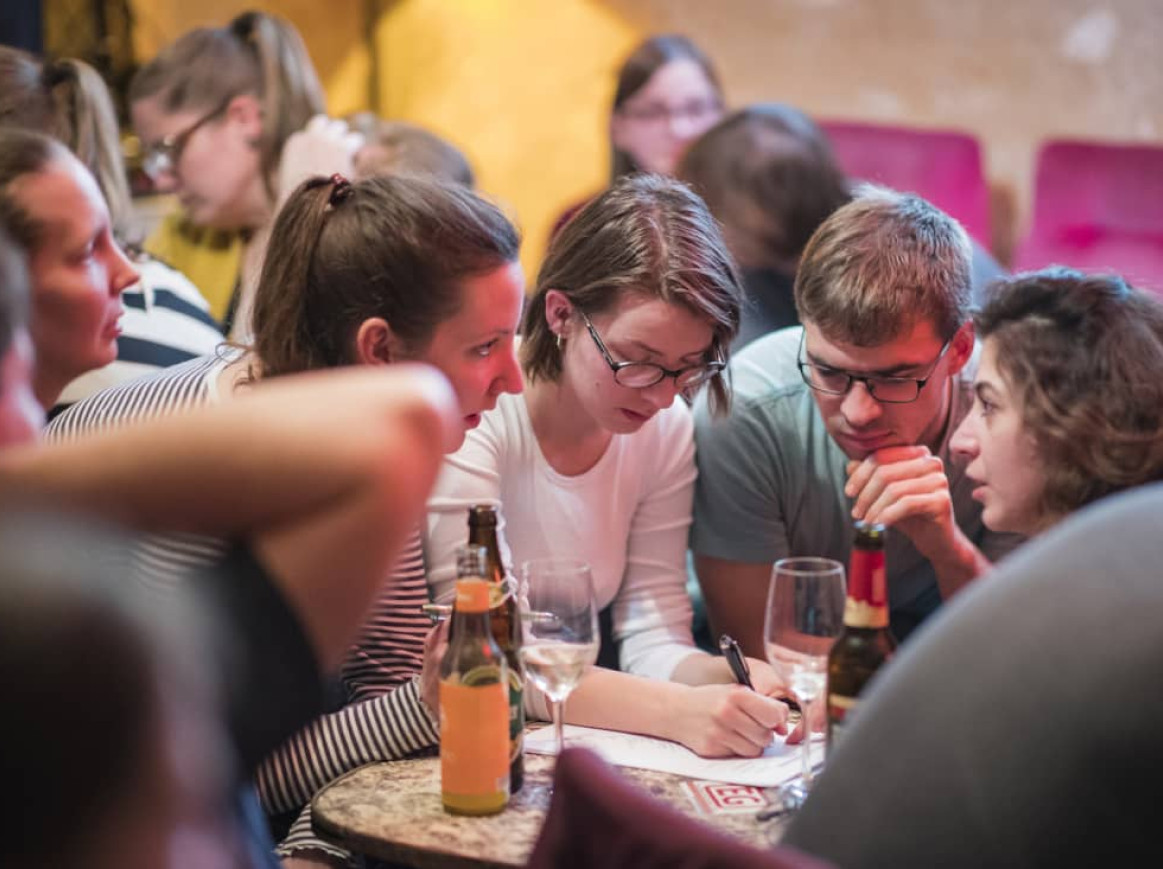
[{"x1": 426, "y1": 391, "x2": 699, "y2": 682}]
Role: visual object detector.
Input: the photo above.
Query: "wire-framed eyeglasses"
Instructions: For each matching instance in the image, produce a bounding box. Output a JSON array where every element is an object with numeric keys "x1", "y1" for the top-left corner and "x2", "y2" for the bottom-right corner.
[
  {"x1": 616, "y1": 97, "x2": 723, "y2": 126},
  {"x1": 141, "y1": 98, "x2": 232, "y2": 182},
  {"x1": 797, "y1": 331, "x2": 954, "y2": 404},
  {"x1": 580, "y1": 311, "x2": 725, "y2": 391}
]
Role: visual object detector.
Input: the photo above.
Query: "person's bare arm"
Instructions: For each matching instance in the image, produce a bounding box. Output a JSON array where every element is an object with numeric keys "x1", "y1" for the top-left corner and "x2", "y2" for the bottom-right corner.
[
  {"x1": 0, "y1": 364, "x2": 459, "y2": 669},
  {"x1": 694, "y1": 554, "x2": 775, "y2": 659}
]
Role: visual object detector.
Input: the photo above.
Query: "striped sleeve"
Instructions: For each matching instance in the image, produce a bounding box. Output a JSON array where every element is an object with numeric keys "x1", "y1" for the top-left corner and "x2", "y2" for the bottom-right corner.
[
  {"x1": 340, "y1": 530, "x2": 430, "y2": 700},
  {"x1": 275, "y1": 804, "x2": 355, "y2": 866},
  {"x1": 255, "y1": 528, "x2": 436, "y2": 815},
  {"x1": 44, "y1": 355, "x2": 234, "y2": 600},
  {"x1": 255, "y1": 676, "x2": 439, "y2": 815}
]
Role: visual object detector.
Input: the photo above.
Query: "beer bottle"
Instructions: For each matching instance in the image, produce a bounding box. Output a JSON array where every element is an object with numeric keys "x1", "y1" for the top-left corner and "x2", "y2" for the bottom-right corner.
[
  {"x1": 826, "y1": 521, "x2": 897, "y2": 753},
  {"x1": 466, "y1": 504, "x2": 525, "y2": 793},
  {"x1": 440, "y1": 545, "x2": 510, "y2": 815}
]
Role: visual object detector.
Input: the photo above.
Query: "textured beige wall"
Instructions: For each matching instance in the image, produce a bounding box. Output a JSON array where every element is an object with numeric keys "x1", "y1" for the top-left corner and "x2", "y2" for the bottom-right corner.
[
  {"x1": 618, "y1": 0, "x2": 1163, "y2": 263},
  {"x1": 129, "y1": 0, "x2": 1163, "y2": 271}
]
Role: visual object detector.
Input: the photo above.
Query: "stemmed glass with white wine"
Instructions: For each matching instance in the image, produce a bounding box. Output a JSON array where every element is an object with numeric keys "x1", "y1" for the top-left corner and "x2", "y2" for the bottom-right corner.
[
  {"x1": 520, "y1": 557, "x2": 600, "y2": 761},
  {"x1": 764, "y1": 557, "x2": 846, "y2": 812}
]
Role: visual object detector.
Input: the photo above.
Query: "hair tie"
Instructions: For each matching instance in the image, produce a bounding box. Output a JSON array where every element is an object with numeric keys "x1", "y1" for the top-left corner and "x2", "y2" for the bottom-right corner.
[
  {"x1": 42, "y1": 59, "x2": 75, "y2": 89},
  {"x1": 229, "y1": 11, "x2": 258, "y2": 44},
  {"x1": 328, "y1": 173, "x2": 354, "y2": 207}
]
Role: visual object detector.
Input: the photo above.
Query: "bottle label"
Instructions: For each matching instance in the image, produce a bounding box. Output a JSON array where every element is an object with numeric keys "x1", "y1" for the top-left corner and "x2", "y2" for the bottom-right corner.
[
  {"x1": 509, "y1": 670, "x2": 525, "y2": 763},
  {"x1": 849, "y1": 549, "x2": 887, "y2": 605},
  {"x1": 843, "y1": 598, "x2": 889, "y2": 628},
  {"x1": 440, "y1": 678, "x2": 510, "y2": 800}
]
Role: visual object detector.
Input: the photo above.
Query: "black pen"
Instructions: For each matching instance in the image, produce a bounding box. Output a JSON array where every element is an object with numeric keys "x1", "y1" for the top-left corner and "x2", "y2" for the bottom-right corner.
[
  {"x1": 719, "y1": 634, "x2": 754, "y2": 690},
  {"x1": 719, "y1": 634, "x2": 802, "y2": 713}
]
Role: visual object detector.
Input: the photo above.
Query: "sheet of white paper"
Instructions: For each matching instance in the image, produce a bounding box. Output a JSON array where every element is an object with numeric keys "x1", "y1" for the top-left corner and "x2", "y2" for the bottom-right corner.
[{"x1": 525, "y1": 724, "x2": 822, "y2": 787}]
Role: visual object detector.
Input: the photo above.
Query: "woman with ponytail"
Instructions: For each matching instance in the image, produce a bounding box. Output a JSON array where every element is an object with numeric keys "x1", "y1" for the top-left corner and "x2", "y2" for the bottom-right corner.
[
  {"x1": 130, "y1": 10, "x2": 361, "y2": 339},
  {"x1": 0, "y1": 47, "x2": 224, "y2": 416},
  {"x1": 47, "y1": 170, "x2": 524, "y2": 866}
]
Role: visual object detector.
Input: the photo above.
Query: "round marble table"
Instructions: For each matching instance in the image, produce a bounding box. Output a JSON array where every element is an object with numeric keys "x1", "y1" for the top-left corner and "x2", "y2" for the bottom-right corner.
[{"x1": 311, "y1": 752, "x2": 788, "y2": 868}]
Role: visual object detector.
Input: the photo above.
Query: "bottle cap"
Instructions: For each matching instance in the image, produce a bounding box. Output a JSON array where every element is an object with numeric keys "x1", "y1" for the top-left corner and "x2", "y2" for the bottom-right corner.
[
  {"x1": 853, "y1": 520, "x2": 886, "y2": 547},
  {"x1": 468, "y1": 504, "x2": 499, "y2": 526},
  {"x1": 453, "y1": 579, "x2": 491, "y2": 613}
]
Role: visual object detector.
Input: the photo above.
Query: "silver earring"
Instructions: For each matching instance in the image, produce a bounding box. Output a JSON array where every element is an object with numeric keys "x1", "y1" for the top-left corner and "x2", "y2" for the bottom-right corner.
[{"x1": 555, "y1": 333, "x2": 563, "y2": 350}]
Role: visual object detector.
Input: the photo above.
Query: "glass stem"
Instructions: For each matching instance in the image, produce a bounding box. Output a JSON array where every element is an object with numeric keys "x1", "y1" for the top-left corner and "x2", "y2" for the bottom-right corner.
[
  {"x1": 799, "y1": 695, "x2": 814, "y2": 789},
  {"x1": 552, "y1": 698, "x2": 565, "y2": 756}
]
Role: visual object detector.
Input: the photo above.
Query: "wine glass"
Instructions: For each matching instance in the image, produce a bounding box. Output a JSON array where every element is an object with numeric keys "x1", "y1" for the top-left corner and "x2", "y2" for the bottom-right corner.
[
  {"x1": 764, "y1": 557, "x2": 846, "y2": 812},
  {"x1": 520, "y1": 557, "x2": 600, "y2": 759}
]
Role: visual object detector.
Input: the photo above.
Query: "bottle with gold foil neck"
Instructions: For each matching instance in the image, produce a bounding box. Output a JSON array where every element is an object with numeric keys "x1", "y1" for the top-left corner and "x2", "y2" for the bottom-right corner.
[
  {"x1": 465, "y1": 504, "x2": 525, "y2": 794},
  {"x1": 826, "y1": 521, "x2": 897, "y2": 754},
  {"x1": 440, "y1": 546, "x2": 510, "y2": 815}
]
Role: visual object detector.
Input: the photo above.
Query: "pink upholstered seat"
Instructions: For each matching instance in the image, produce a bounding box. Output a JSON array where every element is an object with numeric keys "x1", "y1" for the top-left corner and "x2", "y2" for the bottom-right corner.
[
  {"x1": 526, "y1": 748, "x2": 834, "y2": 869},
  {"x1": 1013, "y1": 139, "x2": 1163, "y2": 295},
  {"x1": 818, "y1": 119, "x2": 992, "y2": 248}
]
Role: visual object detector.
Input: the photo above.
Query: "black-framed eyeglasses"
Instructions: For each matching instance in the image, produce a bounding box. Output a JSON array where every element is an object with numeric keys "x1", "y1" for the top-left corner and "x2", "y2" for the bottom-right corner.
[
  {"x1": 141, "y1": 98, "x2": 232, "y2": 182},
  {"x1": 797, "y1": 330, "x2": 954, "y2": 404},
  {"x1": 580, "y1": 311, "x2": 725, "y2": 391}
]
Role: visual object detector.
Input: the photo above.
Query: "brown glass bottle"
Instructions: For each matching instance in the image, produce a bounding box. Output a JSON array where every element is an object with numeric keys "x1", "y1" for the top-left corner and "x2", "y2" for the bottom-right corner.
[
  {"x1": 466, "y1": 504, "x2": 524, "y2": 793},
  {"x1": 826, "y1": 521, "x2": 897, "y2": 754}
]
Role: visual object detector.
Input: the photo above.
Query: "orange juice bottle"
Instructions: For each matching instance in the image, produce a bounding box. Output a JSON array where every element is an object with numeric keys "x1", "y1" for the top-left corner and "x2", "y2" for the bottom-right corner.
[{"x1": 440, "y1": 545, "x2": 510, "y2": 815}]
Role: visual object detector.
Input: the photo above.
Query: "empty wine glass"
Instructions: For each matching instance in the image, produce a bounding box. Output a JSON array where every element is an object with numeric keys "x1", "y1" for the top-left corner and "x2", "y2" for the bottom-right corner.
[
  {"x1": 520, "y1": 557, "x2": 600, "y2": 759},
  {"x1": 764, "y1": 557, "x2": 846, "y2": 812}
]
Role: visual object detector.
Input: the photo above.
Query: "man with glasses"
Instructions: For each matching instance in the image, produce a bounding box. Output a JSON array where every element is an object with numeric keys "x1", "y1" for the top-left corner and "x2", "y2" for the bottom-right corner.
[{"x1": 691, "y1": 186, "x2": 1020, "y2": 652}]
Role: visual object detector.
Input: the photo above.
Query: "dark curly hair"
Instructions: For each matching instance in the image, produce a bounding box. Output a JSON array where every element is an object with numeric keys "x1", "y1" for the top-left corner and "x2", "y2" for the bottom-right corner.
[{"x1": 977, "y1": 268, "x2": 1163, "y2": 519}]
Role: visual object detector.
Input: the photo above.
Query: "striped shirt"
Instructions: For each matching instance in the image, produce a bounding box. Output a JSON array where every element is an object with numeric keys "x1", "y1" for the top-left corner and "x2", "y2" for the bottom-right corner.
[
  {"x1": 45, "y1": 352, "x2": 439, "y2": 863},
  {"x1": 54, "y1": 255, "x2": 224, "y2": 417}
]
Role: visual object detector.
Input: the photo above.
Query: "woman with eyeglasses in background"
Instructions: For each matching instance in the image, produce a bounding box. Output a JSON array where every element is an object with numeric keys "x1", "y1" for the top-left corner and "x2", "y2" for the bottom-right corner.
[
  {"x1": 549, "y1": 34, "x2": 725, "y2": 242},
  {"x1": 130, "y1": 10, "x2": 360, "y2": 340},
  {"x1": 428, "y1": 174, "x2": 798, "y2": 760}
]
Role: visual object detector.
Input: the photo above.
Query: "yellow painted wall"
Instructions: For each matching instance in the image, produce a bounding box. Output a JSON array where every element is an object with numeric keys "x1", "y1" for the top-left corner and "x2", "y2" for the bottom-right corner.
[{"x1": 373, "y1": 0, "x2": 639, "y2": 281}]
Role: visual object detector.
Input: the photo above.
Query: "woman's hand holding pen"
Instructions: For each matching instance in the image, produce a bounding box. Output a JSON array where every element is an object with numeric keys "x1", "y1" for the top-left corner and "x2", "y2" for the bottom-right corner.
[
  {"x1": 667, "y1": 684, "x2": 791, "y2": 758},
  {"x1": 745, "y1": 656, "x2": 787, "y2": 697},
  {"x1": 662, "y1": 646, "x2": 792, "y2": 757}
]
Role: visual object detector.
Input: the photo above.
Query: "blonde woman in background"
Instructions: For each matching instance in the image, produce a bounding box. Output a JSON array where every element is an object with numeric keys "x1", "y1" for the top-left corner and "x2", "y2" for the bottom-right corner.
[{"x1": 130, "y1": 10, "x2": 361, "y2": 339}]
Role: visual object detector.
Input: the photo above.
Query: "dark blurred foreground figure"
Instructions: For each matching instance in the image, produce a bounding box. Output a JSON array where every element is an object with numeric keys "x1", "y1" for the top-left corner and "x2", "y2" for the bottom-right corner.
[
  {"x1": 528, "y1": 746, "x2": 831, "y2": 869},
  {"x1": 0, "y1": 515, "x2": 240, "y2": 869},
  {"x1": 783, "y1": 481, "x2": 1163, "y2": 868}
]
